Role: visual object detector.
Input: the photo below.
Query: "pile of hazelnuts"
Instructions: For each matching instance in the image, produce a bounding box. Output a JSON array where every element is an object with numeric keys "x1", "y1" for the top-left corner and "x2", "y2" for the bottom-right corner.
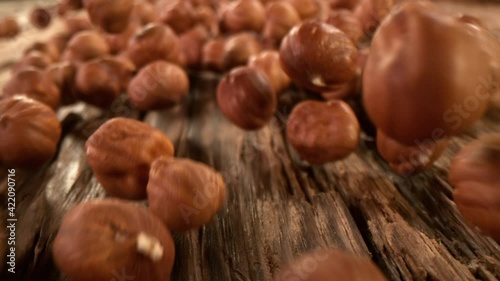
[{"x1": 0, "y1": 0, "x2": 499, "y2": 280}]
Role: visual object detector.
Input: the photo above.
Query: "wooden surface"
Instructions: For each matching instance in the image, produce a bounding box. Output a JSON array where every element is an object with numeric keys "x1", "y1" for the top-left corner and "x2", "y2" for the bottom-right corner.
[{"x1": 0, "y1": 1, "x2": 500, "y2": 281}]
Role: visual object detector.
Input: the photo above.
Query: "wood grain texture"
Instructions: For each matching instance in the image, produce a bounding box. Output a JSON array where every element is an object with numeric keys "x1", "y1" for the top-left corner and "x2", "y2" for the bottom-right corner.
[{"x1": 0, "y1": 1, "x2": 499, "y2": 281}]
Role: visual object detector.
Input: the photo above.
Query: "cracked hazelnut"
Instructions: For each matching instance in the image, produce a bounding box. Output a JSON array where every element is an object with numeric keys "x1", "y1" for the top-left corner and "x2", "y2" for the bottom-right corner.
[
  {"x1": 274, "y1": 248, "x2": 387, "y2": 281},
  {"x1": 76, "y1": 56, "x2": 135, "y2": 108},
  {"x1": 86, "y1": 117, "x2": 175, "y2": 200},
  {"x1": 286, "y1": 100, "x2": 359, "y2": 164},
  {"x1": 63, "y1": 30, "x2": 110, "y2": 63},
  {"x1": 201, "y1": 38, "x2": 226, "y2": 72},
  {"x1": 377, "y1": 130, "x2": 449, "y2": 176},
  {"x1": 83, "y1": 0, "x2": 134, "y2": 34},
  {"x1": 217, "y1": 66, "x2": 276, "y2": 130},
  {"x1": 248, "y1": 50, "x2": 291, "y2": 95},
  {"x1": 125, "y1": 23, "x2": 184, "y2": 69},
  {"x1": 158, "y1": 0, "x2": 197, "y2": 34},
  {"x1": 280, "y1": 20, "x2": 358, "y2": 92},
  {"x1": 326, "y1": 9, "x2": 363, "y2": 45},
  {"x1": 128, "y1": 61, "x2": 189, "y2": 110},
  {"x1": 223, "y1": 32, "x2": 262, "y2": 70},
  {"x1": 30, "y1": 7, "x2": 51, "y2": 29},
  {"x1": 45, "y1": 62, "x2": 79, "y2": 105},
  {"x1": 147, "y1": 157, "x2": 226, "y2": 231},
  {"x1": 449, "y1": 134, "x2": 500, "y2": 242},
  {"x1": 221, "y1": 0, "x2": 265, "y2": 33},
  {"x1": 262, "y1": 1, "x2": 301, "y2": 46},
  {"x1": 53, "y1": 199, "x2": 175, "y2": 281},
  {"x1": 0, "y1": 96, "x2": 61, "y2": 168},
  {"x1": 3, "y1": 68, "x2": 61, "y2": 110},
  {"x1": 0, "y1": 17, "x2": 20, "y2": 38},
  {"x1": 363, "y1": 1, "x2": 492, "y2": 144}
]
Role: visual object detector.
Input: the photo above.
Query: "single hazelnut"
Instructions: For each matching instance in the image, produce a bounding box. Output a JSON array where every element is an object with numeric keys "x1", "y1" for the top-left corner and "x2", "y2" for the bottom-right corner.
[
  {"x1": 262, "y1": 2, "x2": 301, "y2": 46},
  {"x1": 449, "y1": 134, "x2": 500, "y2": 242},
  {"x1": 280, "y1": 20, "x2": 358, "y2": 92},
  {"x1": 221, "y1": 0, "x2": 265, "y2": 33},
  {"x1": 147, "y1": 157, "x2": 226, "y2": 231},
  {"x1": 354, "y1": 0, "x2": 394, "y2": 35},
  {"x1": 274, "y1": 248, "x2": 387, "y2": 281},
  {"x1": 286, "y1": 100, "x2": 360, "y2": 164},
  {"x1": 284, "y1": 0, "x2": 320, "y2": 19},
  {"x1": 45, "y1": 62, "x2": 79, "y2": 105},
  {"x1": 363, "y1": 1, "x2": 493, "y2": 144},
  {"x1": 83, "y1": 0, "x2": 134, "y2": 34},
  {"x1": 0, "y1": 96, "x2": 61, "y2": 168},
  {"x1": 222, "y1": 32, "x2": 262, "y2": 70},
  {"x1": 329, "y1": 0, "x2": 359, "y2": 10},
  {"x1": 76, "y1": 56, "x2": 135, "y2": 108},
  {"x1": 63, "y1": 15, "x2": 94, "y2": 36},
  {"x1": 0, "y1": 17, "x2": 20, "y2": 38},
  {"x1": 53, "y1": 199, "x2": 175, "y2": 281},
  {"x1": 179, "y1": 25, "x2": 210, "y2": 68},
  {"x1": 376, "y1": 130, "x2": 449, "y2": 176},
  {"x1": 217, "y1": 66, "x2": 276, "y2": 130},
  {"x1": 3, "y1": 68, "x2": 61, "y2": 110},
  {"x1": 326, "y1": 9, "x2": 363, "y2": 44},
  {"x1": 158, "y1": 0, "x2": 197, "y2": 34},
  {"x1": 25, "y1": 41, "x2": 60, "y2": 62},
  {"x1": 201, "y1": 38, "x2": 226, "y2": 72},
  {"x1": 132, "y1": 1, "x2": 159, "y2": 26},
  {"x1": 248, "y1": 50, "x2": 291, "y2": 95},
  {"x1": 86, "y1": 117, "x2": 175, "y2": 200},
  {"x1": 11, "y1": 51, "x2": 52, "y2": 74},
  {"x1": 125, "y1": 23, "x2": 184, "y2": 69},
  {"x1": 128, "y1": 61, "x2": 189, "y2": 110},
  {"x1": 30, "y1": 7, "x2": 52, "y2": 29},
  {"x1": 62, "y1": 30, "x2": 110, "y2": 63}
]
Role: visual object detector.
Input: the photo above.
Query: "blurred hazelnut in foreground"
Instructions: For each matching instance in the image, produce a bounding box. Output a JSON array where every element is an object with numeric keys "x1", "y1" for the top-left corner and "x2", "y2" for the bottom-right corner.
[
  {"x1": 363, "y1": 1, "x2": 493, "y2": 144},
  {"x1": 280, "y1": 21, "x2": 358, "y2": 92},
  {"x1": 287, "y1": 100, "x2": 359, "y2": 164},
  {"x1": 128, "y1": 61, "x2": 189, "y2": 110},
  {"x1": 0, "y1": 17, "x2": 20, "y2": 38},
  {"x1": 248, "y1": 50, "x2": 291, "y2": 95},
  {"x1": 274, "y1": 248, "x2": 387, "y2": 281},
  {"x1": 147, "y1": 157, "x2": 226, "y2": 231},
  {"x1": 0, "y1": 96, "x2": 61, "y2": 168},
  {"x1": 449, "y1": 134, "x2": 500, "y2": 242},
  {"x1": 53, "y1": 199, "x2": 175, "y2": 281},
  {"x1": 217, "y1": 66, "x2": 276, "y2": 130},
  {"x1": 83, "y1": 0, "x2": 134, "y2": 33},
  {"x1": 86, "y1": 118, "x2": 175, "y2": 200}
]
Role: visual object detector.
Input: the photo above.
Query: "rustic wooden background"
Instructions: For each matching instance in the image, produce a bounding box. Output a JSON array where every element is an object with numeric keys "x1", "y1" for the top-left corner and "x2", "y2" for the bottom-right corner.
[{"x1": 0, "y1": 1, "x2": 499, "y2": 281}]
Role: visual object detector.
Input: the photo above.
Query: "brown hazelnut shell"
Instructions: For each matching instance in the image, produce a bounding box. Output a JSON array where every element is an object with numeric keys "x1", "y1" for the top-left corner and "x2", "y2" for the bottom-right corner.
[
  {"x1": 30, "y1": 7, "x2": 52, "y2": 29},
  {"x1": 45, "y1": 62, "x2": 79, "y2": 105},
  {"x1": 354, "y1": 0, "x2": 394, "y2": 35},
  {"x1": 158, "y1": 0, "x2": 197, "y2": 34},
  {"x1": 0, "y1": 17, "x2": 20, "y2": 38},
  {"x1": 284, "y1": 0, "x2": 321, "y2": 20},
  {"x1": 221, "y1": 0, "x2": 265, "y2": 33},
  {"x1": 0, "y1": 96, "x2": 61, "y2": 168},
  {"x1": 326, "y1": 9, "x2": 363, "y2": 45},
  {"x1": 222, "y1": 32, "x2": 262, "y2": 70},
  {"x1": 248, "y1": 50, "x2": 291, "y2": 95},
  {"x1": 179, "y1": 25, "x2": 210, "y2": 68},
  {"x1": 132, "y1": 1, "x2": 159, "y2": 26},
  {"x1": 147, "y1": 157, "x2": 227, "y2": 231},
  {"x1": 201, "y1": 38, "x2": 226, "y2": 72},
  {"x1": 262, "y1": 1, "x2": 301, "y2": 46},
  {"x1": 85, "y1": 117, "x2": 175, "y2": 200},
  {"x1": 53, "y1": 199, "x2": 175, "y2": 281},
  {"x1": 83, "y1": 0, "x2": 134, "y2": 34},
  {"x1": 286, "y1": 100, "x2": 360, "y2": 164},
  {"x1": 62, "y1": 30, "x2": 110, "y2": 63}
]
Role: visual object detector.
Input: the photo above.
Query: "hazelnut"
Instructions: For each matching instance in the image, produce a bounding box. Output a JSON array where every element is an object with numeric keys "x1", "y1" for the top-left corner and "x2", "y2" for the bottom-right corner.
[
  {"x1": 3, "y1": 68, "x2": 61, "y2": 110},
  {"x1": 274, "y1": 248, "x2": 387, "y2": 281},
  {"x1": 45, "y1": 62, "x2": 79, "y2": 105},
  {"x1": 262, "y1": 2, "x2": 301, "y2": 46},
  {"x1": 221, "y1": 0, "x2": 265, "y2": 33},
  {"x1": 286, "y1": 100, "x2": 360, "y2": 164},
  {"x1": 217, "y1": 66, "x2": 276, "y2": 130},
  {"x1": 62, "y1": 30, "x2": 110, "y2": 63},
  {"x1": 376, "y1": 130, "x2": 449, "y2": 176},
  {"x1": 363, "y1": 1, "x2": 493, "y2": 144},
  {"x1": 201, "y1": 38, "x2": 226, "y2": 72},
  {"x1": 105, "y1": 22, "x2": 139, "y2": 55},
  {"x1": 125, "y1": 23, "x2": 184, "y2": 69},
  {"x1": 0, "y1": 96, "x2": 61, "y2": 168},
  {"x1": 449, "y1": 134, "x2": 500, "y2": 242},
  {"x1": 132, "y1": 1, "x2": 159, "y2": 26},
  {"x1": 248, "y1": 50, "x2": 291, "y2": 95},
  {"x1": 86, "y1": 117, "x2": 175, "y2": 200},
  {"x1": 354, "y1": 0, "x2": 394, "y2": 34},
  {"x1": 53, "y1": 199, "x2": 175, "y2": 281},
  {"x1": 63, "y1": 15, "x2": 94, "y2": 36},
  {"x1": 147, "y1": 157, "x2": 226, "y2": 231},
  {"x1": 83, "y1": 0, "x2": 134, "y2": 34},
  {"x1": 280, "y1": 20, "x2": 358, "y2": 92},
  {"x1": 284, "y1": 0, "x2": 320, "y2": 20},
  {"x1": 326, "y1": 9, "x2": 363, "y2": 44},
  {"x1": 158, "y1": 0, "x2": 197, "y2": 34},
  {"x1": 222, "y1": 32, "x2": 262, "y2": 70},
  {"x1": 50, "y1": 32, "x2": 73, "y2": 54},
  {"x1": 76, "y1": 56, "x2": 135, "y2": 108},
  {"x1": 30, "y1": 7, "x2": 52, "y2": 29},
  {"x1": 179, "y1": 25, "x2": 210, "y2": 68},
  {"x1": 128, "y1": 61, "x2": 189, "y2": 110},
  {"x1": 0, "y1": 17, "x2": 20, "y2": 38},
  {"x1": 194, "y1": 5, "x2": 218, "y2": 36},
  {"x1": 25, "y1": 41, "x2": 60, "y2": 62},
  {"x1": 11, "y1": 51, "x2": 52, "y2": 74}
]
